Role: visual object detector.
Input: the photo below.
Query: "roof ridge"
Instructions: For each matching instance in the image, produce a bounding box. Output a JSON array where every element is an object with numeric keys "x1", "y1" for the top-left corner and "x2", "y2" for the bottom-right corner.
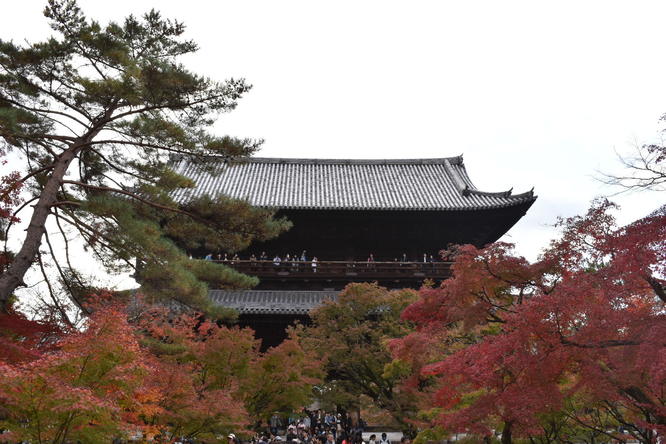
[{"x1": 228, "y1": 156, "x2": 464, "y2": 165}]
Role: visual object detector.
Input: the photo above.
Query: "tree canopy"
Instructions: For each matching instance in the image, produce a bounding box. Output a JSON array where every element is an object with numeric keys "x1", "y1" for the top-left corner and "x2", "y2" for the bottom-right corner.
[
  {"x1": 0, "y1": 0, "x2": 290, "y2": 317},
  {"x1": 300, "y1": 283, "x2": 419, "y2": 434},
  {"x1": 390, "y1": 201, "x2": 666, "y2": 443},
  {"x1": 0, "y1": 295, "x2": 322, "y2": 443}
]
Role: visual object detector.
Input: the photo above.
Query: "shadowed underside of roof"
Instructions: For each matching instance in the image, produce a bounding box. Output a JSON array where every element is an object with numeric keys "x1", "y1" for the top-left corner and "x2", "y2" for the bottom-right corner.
[
  {"x1": 170, "y1": 156, "x2": 536, "y2": 211},
  {"x1": 209, "y1": 289, "x2": 338, "y2": 315}
]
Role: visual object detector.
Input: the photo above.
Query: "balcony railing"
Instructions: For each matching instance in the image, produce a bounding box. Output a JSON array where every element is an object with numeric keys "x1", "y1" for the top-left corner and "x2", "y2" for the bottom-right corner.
[{"x1": 210, "y1": 260, "x2": 452, "y2": 280}]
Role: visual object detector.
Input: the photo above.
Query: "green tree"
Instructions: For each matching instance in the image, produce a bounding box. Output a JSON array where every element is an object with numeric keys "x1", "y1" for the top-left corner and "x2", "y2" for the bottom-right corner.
[
  {"x1": 0, "y1": 0, "x2": 290, "y2": 315},
  {"x1": 300, "y1": 283, "x2": 418, "y2": 434},
  {"x1": 243, "y1": 329, "x2": 323, "y2": 424}
]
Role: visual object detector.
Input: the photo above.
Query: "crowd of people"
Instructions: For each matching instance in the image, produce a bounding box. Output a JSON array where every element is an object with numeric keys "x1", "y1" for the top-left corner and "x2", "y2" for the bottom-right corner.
[
  {"x1": 233, "y1": 409, "x2": 410, "y2": 444},
  {"x1": 199, "y1": 250, "x2": 442, "y2": 266}
]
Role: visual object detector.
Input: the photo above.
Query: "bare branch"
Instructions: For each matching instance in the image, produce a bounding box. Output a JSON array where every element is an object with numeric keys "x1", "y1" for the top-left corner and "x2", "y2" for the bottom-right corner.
[{"x1": 36, "y1": 249, "x2": 74, "y2": 328}]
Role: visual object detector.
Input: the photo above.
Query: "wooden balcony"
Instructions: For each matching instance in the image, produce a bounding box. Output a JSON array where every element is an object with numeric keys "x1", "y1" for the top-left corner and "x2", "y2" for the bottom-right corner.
[{"x1": 212, "y1": 259, "x2": 453, "y2": 282}]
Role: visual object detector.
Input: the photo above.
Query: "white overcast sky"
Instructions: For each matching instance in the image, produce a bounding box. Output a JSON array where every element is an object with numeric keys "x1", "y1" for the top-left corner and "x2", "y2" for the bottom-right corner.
[{"x1": 2, "y1": 1, "x2": 664, "y2": 273}]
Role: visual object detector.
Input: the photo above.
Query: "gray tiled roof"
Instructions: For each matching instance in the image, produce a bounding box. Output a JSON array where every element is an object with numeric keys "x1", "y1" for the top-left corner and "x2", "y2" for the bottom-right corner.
[
  {"x1": 209, "y1": 290, "x2": 338, "y2": 315},
  {"x1": 171, "y1": 156, "x2": 536, "y2": 211}
]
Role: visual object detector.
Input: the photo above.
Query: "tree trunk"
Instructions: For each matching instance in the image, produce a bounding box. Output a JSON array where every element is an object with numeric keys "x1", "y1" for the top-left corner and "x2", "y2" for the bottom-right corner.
[
  {"x1": 0, "y1": 143, "x2": 81, "y2": 310},
  {"x1": 645, "y1": 274, "x2": 666, "y2": 303},
  {"x1": 501, "y1": 421, "x2": 513, "y2": 444}
]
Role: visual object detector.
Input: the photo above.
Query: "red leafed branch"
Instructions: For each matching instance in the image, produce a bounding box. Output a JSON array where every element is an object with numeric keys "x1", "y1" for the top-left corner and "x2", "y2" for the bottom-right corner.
[{"x1": 392, "y1": 201, "x2": 666, "y2": 442}]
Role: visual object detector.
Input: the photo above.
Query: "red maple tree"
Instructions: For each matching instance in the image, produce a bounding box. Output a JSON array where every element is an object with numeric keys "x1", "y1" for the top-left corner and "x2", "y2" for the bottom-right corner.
[
  {"x1": 0, "y1": 303, "x2": 151, "y2": 443},
  {"x1": 391, "y1": 201, "x2": 666, "y2": 443},
  {"x1": 0, "y1": 148, "x2": 22, "y2": 275},
  {"x1": 136, "y1": 308, "x2": 255, "y2": 440}
]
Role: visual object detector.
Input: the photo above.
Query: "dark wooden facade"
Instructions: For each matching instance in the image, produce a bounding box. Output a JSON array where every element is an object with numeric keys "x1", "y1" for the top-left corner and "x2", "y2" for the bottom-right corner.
[{"x1": 244, "y1": 205, "x2": 533, "y2": 265}]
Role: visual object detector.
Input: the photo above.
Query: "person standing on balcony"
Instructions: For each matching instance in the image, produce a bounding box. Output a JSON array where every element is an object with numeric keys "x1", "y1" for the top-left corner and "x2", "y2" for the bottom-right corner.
[
  {"x1": 367, "y1": 253, "x2": 375, "y2": 269},
  {"x1": 273, "y1": 255, "x2": 281, "y2": 266},
  {"x1": 260, "y1": 251, "x2": 268, "y2": 261},
  {"x1": 312, "y1": 256, "x2": 318, "y2": 272},
  {"x1": 300, "y1": 250, "x2": 307, "y2": 262}
]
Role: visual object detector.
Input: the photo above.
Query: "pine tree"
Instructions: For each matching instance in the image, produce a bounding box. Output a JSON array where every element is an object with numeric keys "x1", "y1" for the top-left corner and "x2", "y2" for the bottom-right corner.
[{"x1": 0, "y1": 0, "x2": 290, "y2": 315}]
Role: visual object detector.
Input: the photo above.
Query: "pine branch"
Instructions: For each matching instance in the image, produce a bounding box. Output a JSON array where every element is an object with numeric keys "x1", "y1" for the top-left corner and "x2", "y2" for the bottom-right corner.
[{"x1": 62, "y1": 179, "x2": 198, "y2": 219}]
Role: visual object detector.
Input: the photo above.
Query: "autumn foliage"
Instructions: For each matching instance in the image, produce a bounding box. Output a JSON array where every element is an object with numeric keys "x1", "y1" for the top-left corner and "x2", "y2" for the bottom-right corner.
[
  {"x1": 391, "y1": 201, "x2": 666, "y2": 443},
  {"x1": 0, "y1": 304, "x2": 150, "y2": 443},
  {"x1": 2, "y1": 196, "x2": 663, "y2": 443},
  {"x1": 0, "y1": 297, "x2": 322, "y2": 443},
  {"x1": 0, "y1": 149, "x2": 22, "y2": 274}
]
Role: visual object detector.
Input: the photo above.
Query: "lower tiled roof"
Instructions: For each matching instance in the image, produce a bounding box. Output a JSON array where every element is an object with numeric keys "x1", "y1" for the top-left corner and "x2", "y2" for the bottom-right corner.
[{"x1": 209, "y1": 290, "x2": 339, "y2": 315}]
